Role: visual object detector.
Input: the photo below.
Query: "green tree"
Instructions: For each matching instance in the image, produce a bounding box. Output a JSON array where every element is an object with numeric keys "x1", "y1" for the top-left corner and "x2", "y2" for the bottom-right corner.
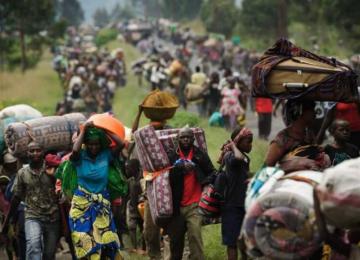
[
  {"x1": 325, "y1": 0, "x2": 360, "y2": 51},
  {"x1": 200, "y1": 0, "x2": 238, "y2": 37},
  {"x1": 60, "y1": 0, "x2": 84, "y2": 27},
  {"x1": 0, "y1": 0, "x2": 55, "y2": 71},
  {"x1": 161, "y1": 0, "x2": 202, "y2": 20},
  {"x1": 93, "y1": 7, "x2": 109, "y2": 27},
  {"x1": 238, "y1": 0, "x2": 278, "y2": 44}
]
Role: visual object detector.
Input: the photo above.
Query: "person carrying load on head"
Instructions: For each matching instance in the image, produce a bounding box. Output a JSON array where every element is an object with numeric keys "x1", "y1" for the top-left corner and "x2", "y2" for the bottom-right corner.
[
  {"x1": 67, "y1": 121, "x2": 126, "y2": 260},
  {"x1": 129, "y1": 90, "x2": 179, "y2": 260}
]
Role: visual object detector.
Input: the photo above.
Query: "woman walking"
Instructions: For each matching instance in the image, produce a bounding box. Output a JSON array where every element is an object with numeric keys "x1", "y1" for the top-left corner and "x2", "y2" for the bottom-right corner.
[{"x1": 69, "y1": 121, "x2": 125, "y2": 259}]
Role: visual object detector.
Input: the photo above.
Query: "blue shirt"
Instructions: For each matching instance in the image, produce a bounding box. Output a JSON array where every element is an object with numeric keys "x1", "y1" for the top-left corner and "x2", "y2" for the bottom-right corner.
[{"x1": 74, "y1": 149, "x2": 113, "y2": 193}]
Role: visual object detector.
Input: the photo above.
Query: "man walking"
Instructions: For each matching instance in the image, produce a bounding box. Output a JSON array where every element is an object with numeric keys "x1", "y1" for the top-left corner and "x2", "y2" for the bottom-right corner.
[
  {"x1": 2, "y1": 141, "x2": 60, "y2": 260},
  {"x1": 166, "y1": 128, "x2": 215, "y2": 260}
]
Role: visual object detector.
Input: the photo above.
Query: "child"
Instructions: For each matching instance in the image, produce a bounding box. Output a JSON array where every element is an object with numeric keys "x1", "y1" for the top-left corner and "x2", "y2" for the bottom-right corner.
[
  {"x1": 218, "y1": 126, "x2": 253, "y2": 260},
  {"x1": 325, "y1": 119, "x2": 359, "y2": 166},
  {"x1": 125, "y1": 159, "x2": 145, "y2": 253}
]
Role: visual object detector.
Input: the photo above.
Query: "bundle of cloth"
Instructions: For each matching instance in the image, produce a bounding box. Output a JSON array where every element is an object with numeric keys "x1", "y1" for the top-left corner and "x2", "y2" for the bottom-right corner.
[
  {"x1": 0, "y1": 104, "x2": 42, "y2": 153},
  {"x1": 5, "y1": 113, "x2": 85, "y2": 157},
  {"x1": 245, "y1": 167, "x2": 285, "y2": 210},
  {"x1": 317, "y1": 157, "x2": 360, "y2": 229},
  {"x1": 156, "y1": 127, "x2": 207, "y2": 153},
  {"x1": 242, "y1": 170, "x2": 323, "y2": 260},
  {"x1": 134, "y1": 125, "x2": 173, "y2": 226}
]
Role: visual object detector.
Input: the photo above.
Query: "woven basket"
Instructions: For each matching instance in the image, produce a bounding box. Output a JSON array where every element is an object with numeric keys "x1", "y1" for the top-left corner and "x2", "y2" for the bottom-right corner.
[{"x1": 141, "y1": 106, "x2": 177, "y2": 121}]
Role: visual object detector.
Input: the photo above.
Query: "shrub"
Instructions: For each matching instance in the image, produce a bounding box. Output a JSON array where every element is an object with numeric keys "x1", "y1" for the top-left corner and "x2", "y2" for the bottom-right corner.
[
  {"x1": 169, "y1": 111, "x2": 200, "y2": 128},
  {"x1": 95, "y1": 29, "x2": 118, "y2": 47}
]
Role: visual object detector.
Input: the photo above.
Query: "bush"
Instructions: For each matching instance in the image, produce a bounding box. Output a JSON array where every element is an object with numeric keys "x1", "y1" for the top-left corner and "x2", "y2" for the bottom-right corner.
[
  {"x1": 95, "y1": 29, "x2": 118, "y2": 47},
  {"x1": 169, "y1": 111, "x2": 200, "y2": 128}
]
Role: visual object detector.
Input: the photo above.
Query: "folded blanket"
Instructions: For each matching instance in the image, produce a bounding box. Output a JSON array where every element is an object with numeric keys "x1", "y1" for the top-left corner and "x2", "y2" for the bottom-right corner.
[
  {"x1": 156, "y1": 127, "x2": 207, "y2": 153},
  {"x1": 134, "y1": 125, "x2": 173, "y2": 225}
]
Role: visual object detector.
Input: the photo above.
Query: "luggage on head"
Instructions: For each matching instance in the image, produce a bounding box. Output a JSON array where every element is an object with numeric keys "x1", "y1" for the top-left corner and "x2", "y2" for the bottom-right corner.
[
  {"x1": 251, "y1": 38, "x2": 358, "y2": 102},
  {"x1": 5, "y1": 113, "x2": 85, "y2": 157}
]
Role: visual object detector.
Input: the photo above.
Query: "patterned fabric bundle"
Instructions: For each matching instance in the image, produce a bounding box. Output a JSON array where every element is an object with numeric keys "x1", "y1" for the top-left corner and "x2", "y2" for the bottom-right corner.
[
  {"x1": 317, "y1": 157, "x2": 360, "y2": 229},
  {"x1": 245, "y1": 167, "x2": 285, "y2": 210},
  {"x1": 251, "y1": 38, "x2": 358, "y2": 102},
  {"x1": 242, "y1": 170, "x2": 322, "y2": 260},
  {"x1": 69, "y1": 187, "x2": 121, "y2": 259},
  {"x1": 134, "y1": 125, "x2": 173, "y2": 225},
  {"x1": 5, "y1": 113, "x2": 85, "y2": 157},
  {"x1": 134, "y1": 125, "x2": 170, "y2": 172},
  {"x1": 156, "y1": 127, "x2": 207, "y2": 153},
  {"x1": 0, "y1": 104, "x2": 42, "y2": 153}
]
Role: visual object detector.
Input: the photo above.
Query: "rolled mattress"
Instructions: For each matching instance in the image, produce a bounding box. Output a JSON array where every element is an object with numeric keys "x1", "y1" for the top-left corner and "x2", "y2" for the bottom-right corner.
[
  {"x1": 5, "y1": 113, "x2": 86, "y2": 156},
  {"x1": 242, "y1": 170, "x2": 323, "y2": 260}
]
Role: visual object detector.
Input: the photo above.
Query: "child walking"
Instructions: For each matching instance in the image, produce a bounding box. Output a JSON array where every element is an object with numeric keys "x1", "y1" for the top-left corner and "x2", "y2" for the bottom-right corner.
[{"x1": 218, "y1": 127, "x2": 253, "y2": 260}]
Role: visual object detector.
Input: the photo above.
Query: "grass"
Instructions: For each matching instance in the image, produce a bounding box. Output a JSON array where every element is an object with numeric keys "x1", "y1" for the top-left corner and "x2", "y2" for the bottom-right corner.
[
  {"x1": 0, "y1": 51, "x2": 63, "y2": 115},
  {"x1": 181, "y1": 19, "x2": 207, "y2": 35},
  {"x1": 1, "y1": 38, "x2": 268, "y2": 259}
]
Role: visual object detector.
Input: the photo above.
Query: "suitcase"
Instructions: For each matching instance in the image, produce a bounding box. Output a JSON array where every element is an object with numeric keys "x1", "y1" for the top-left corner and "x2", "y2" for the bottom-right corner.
[{"x1": 252, "y1": 38, "x2": 358, "y2": 102}]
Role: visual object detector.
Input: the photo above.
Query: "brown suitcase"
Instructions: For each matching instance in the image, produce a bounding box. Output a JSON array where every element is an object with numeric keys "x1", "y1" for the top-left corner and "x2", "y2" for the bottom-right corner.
[{"x1": 252, "y1": 39, "x2": 358, "y2": 102}]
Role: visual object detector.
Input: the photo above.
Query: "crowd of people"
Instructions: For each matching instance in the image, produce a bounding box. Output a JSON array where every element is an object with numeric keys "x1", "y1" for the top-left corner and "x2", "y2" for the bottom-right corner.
[{"x1": 1, "y1": 20, "x2": 360, "y2": 260}]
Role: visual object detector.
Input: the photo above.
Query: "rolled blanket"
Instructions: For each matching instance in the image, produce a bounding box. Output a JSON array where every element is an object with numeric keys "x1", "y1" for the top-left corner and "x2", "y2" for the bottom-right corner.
[
  {"x1": 245, "y1": 167, "x2": 285, "y2": 210},
  {"x1": 5, "y1": 113, "x2": 85, "y2": 157},
  {"x1": 317, "y1": 157, "x2": 360, "y2": 229},
  {"x1": 0, "y1": 104, "x2": 42, "y2": 153},
  {"x1": 242, "y1": 170, "x2": 323, "y2": 260}
]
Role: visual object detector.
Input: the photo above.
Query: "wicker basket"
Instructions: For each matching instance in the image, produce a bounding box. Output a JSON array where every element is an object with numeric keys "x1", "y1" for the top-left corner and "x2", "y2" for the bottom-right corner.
[{"x1": 141, "y1": 106, "x2": 178, "y2": 121}]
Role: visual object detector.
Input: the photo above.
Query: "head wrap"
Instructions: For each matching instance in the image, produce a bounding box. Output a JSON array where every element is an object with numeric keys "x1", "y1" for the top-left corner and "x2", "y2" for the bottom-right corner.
[
  {"x1": 45, "y1": 154, "x2": 62, "y2": 167},
  {"x1": 84, "y1": 127, "x2": 110, "y2": 149},
  {"x1": 218, "y1": 127, "x2": 253, "y2": 164}
]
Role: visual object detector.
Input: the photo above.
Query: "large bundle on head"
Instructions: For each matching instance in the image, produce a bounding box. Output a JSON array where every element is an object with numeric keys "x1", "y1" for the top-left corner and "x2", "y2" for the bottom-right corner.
[
  {"x1": 5, "y1": 113, "x2": 85, "y2": 157},
  {"x1": 242, "y1": 170, "x2": 322, "y2": 260},
  {"x1": 251, "y1": 38, "x2": 358, "y2": 102},
  {"x1": 86, "y1": 113, "x2": 125, "y2": 142},
  {"x1": 0, "y1": 104, "x2": 43, "y2": 153},
  {"x1": 317, "y1": 157, "x2": 360, "y2": 229},
  {"x1": 132, "y1": 89, "x2": 179, "y2": 132}
]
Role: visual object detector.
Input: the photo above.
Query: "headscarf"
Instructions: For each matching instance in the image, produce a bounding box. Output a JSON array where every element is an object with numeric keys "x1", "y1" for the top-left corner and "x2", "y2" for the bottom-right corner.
[
  {"x1": 84, "y1": 127, "x2": 110, "y2": 149},
  {"x1": 45, "y1": 154, "x2": 62, "y2": 167},
  {"x1": 218, "y1": 127, "x2": 253, "y2": 164}
]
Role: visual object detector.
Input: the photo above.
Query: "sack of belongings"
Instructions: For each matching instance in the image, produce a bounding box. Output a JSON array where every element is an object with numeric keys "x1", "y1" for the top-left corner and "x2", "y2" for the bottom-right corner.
[
  {"x1": 0, "y1": 104, "x2": 43, "y2": 153},
  {"x1": 5, "y1": 113, "x2": 85, "y2": 157},
  {"x1": 317, "y1": 157, "x2": 360, "y2": 229},
  {"x1": 184, "y1": 83, "x2": 206, "y2": 102},
  {"x1": 251, "y1": 38, "x2": 358, "y2": 102},
  {"x1": 242, "y1": 170, "x2": 323, "y2": 260}
]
